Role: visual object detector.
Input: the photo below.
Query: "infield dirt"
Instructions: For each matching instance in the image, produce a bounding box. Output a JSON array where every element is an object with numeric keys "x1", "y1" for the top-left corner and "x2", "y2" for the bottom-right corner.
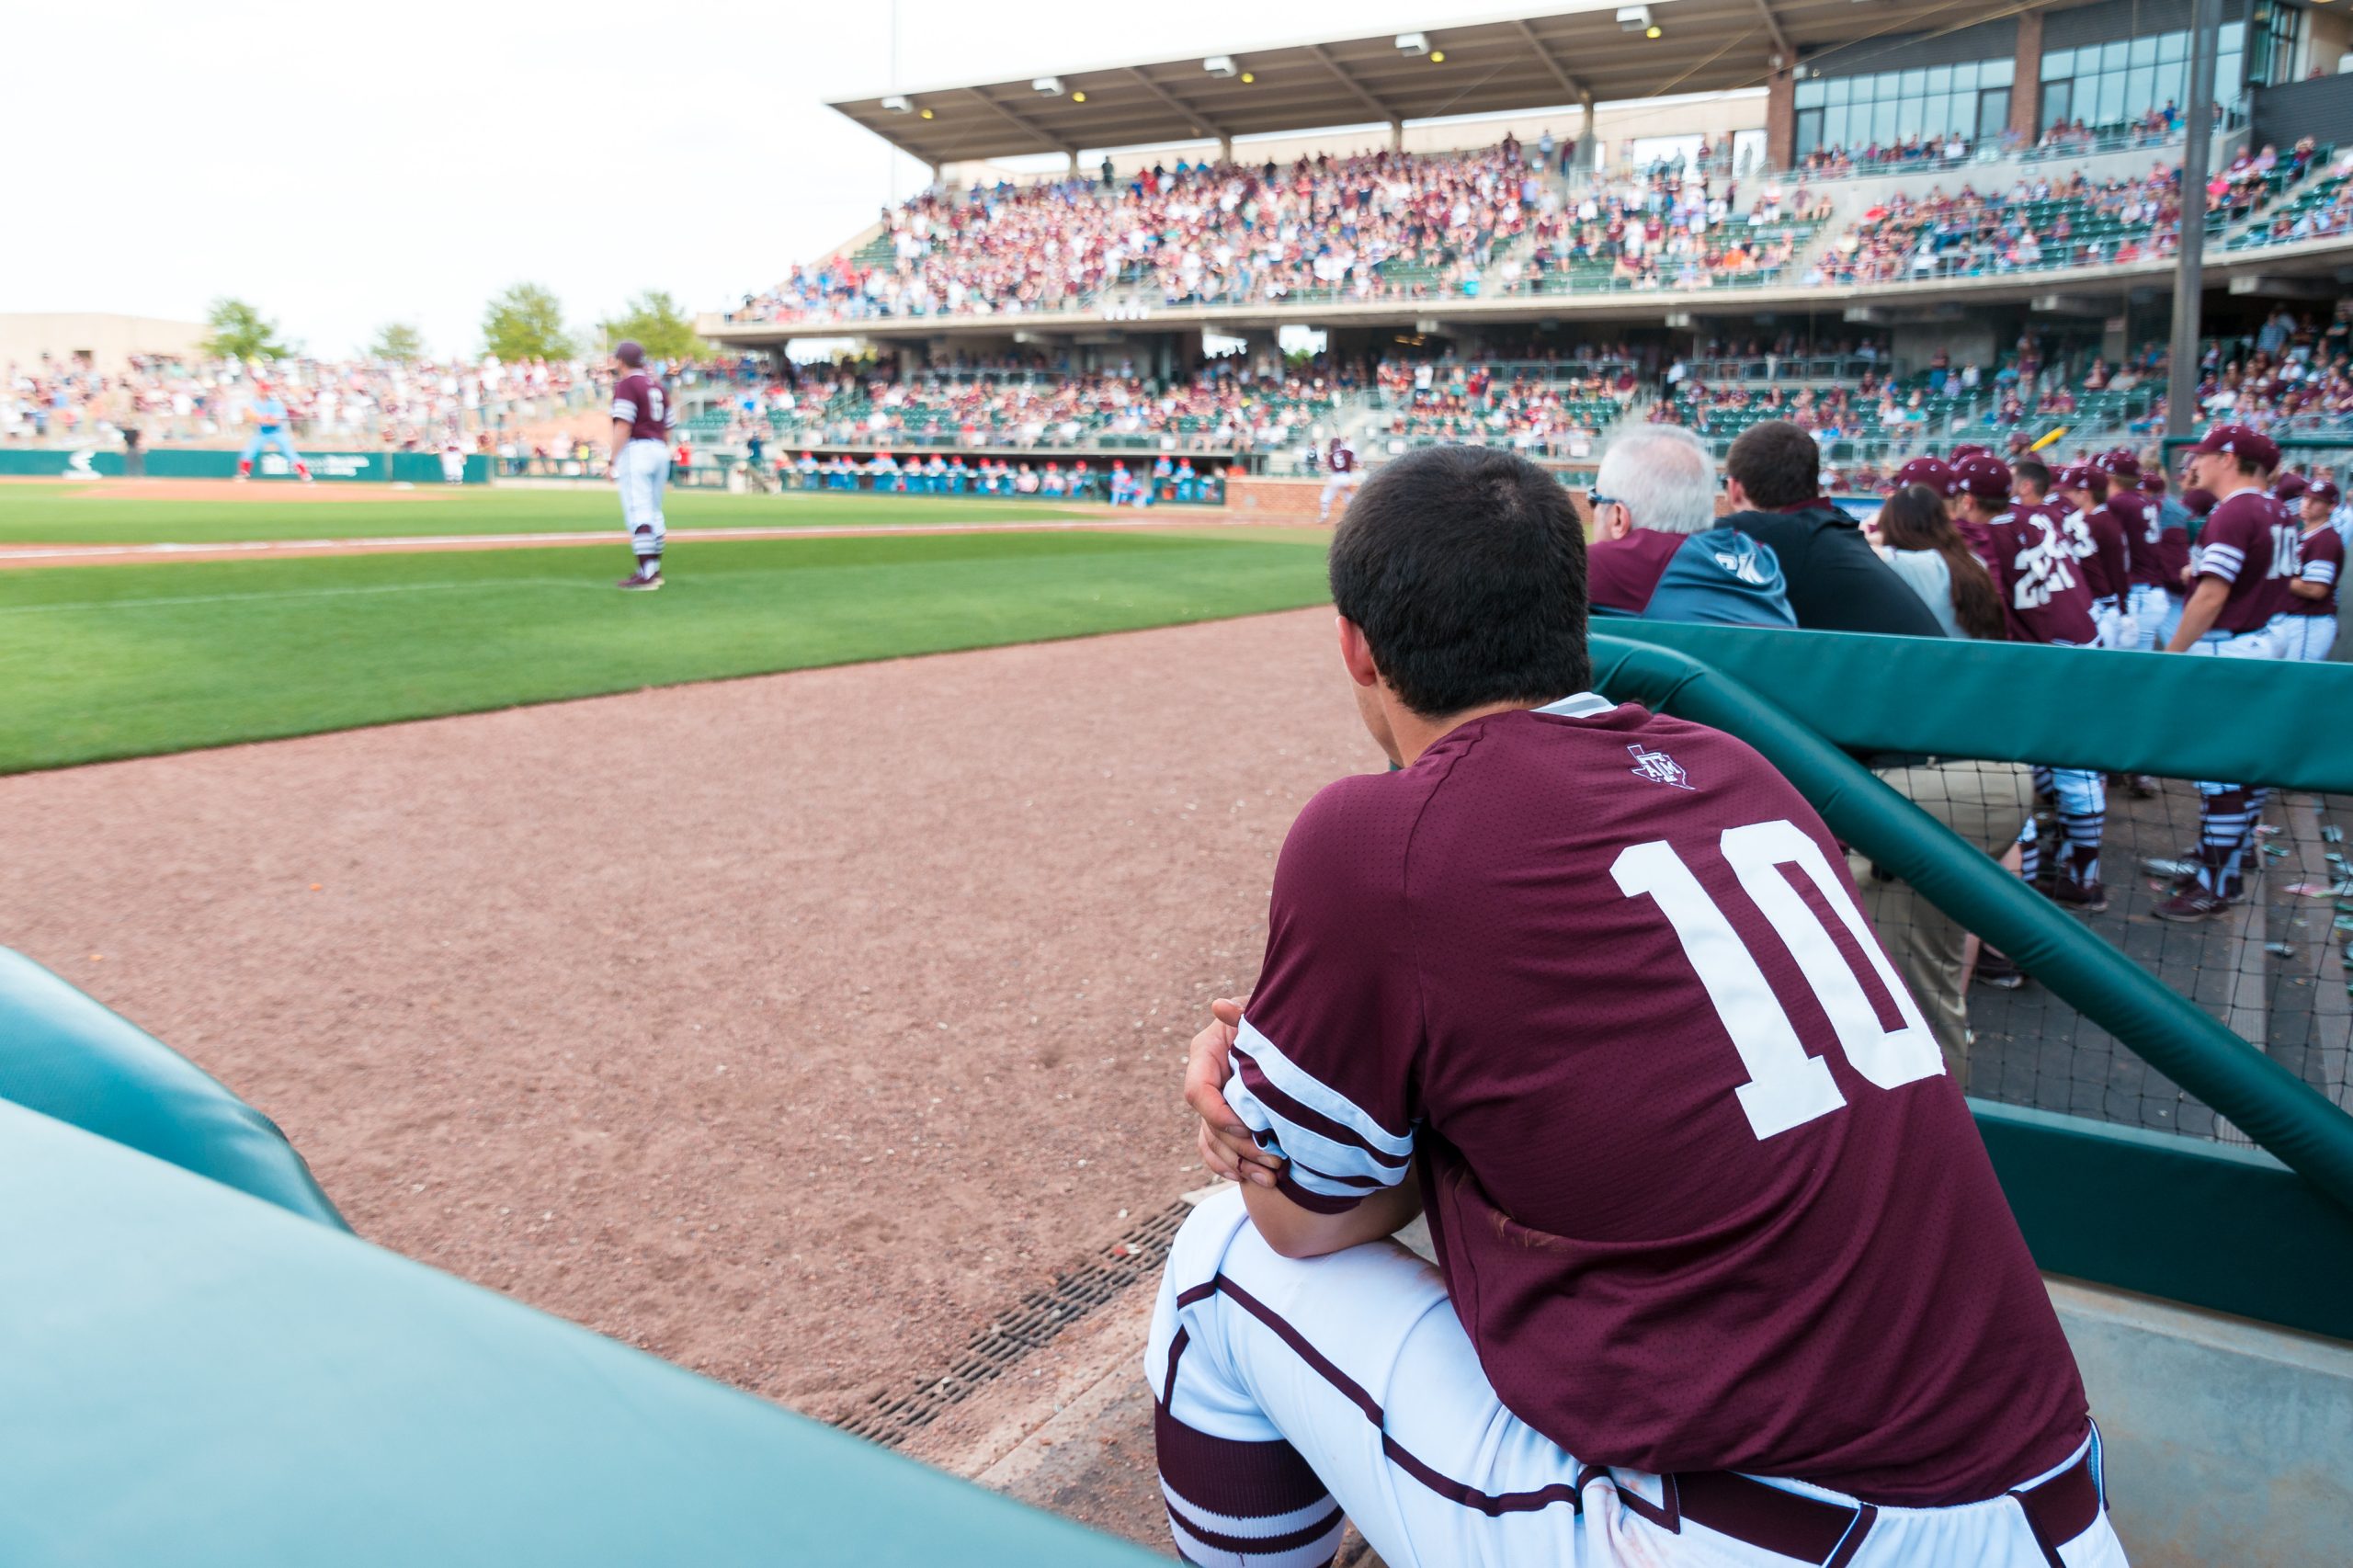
[{"x1": 0, "y1": 607, "x2": 1370, "y2": 1431}]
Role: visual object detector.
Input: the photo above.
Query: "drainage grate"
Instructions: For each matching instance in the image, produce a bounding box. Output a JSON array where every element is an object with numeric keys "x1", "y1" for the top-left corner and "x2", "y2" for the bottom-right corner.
[{"x1": 833, "y1": 1199, "x2": 1190, "y2": 1449}]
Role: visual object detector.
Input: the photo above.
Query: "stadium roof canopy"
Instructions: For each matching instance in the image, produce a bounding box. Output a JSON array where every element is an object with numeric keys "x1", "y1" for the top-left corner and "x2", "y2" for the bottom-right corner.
[{"x1": 829, "y1": 0, "x2": 2090, "y2": 166}]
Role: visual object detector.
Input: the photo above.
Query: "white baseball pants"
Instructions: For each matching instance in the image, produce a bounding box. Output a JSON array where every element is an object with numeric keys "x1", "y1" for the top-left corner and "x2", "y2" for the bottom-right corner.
[
  {"x1": 2125, "y1": 586, "x2": 2170, "y2": 652},
  {"x1": 1148, "y1": 1187, "x2": 2127, "y2": 1568},
  {"x1": 1319, "y1": 472, "x2": 1360, "y2": 517},
  {"x1": 2279, "y1": 615, "x2": 2338, "y2": 663},
  {"x1": 616, "y1": 437, "x2": 668, "y2": 556}
]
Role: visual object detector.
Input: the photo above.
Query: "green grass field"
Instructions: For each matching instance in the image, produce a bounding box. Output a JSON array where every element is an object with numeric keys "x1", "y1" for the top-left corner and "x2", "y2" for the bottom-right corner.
[
  {"x1": 0, "y1": 483, "x2": 1103, "y2": 545},
  {"x1": 0, "y1": 521, "x2": 1332, "y2": 774}
]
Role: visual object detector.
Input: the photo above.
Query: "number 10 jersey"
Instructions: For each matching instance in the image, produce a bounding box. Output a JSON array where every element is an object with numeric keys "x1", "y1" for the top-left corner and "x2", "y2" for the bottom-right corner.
[{"x1": 1224, "y1": 696, "x2": 2086, "y2": 1506}]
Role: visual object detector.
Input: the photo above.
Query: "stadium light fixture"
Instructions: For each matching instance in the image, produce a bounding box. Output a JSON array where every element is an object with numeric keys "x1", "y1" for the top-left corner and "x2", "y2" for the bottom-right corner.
[
  {"x1": 1072, "y1": 90, "x2": 1087, "y2": 102},
  {"x1": 1032, "y1": 76, "x2": 1065, "y2": 97},
  {"x1": 1430, "y1": 50, "x2": 1447, "y2": 62},
  {"x1": 1396, "y1": 32, "x2": 1430, "y2": 54},
  {"x1": 881, "y1": 95, "x2": 914, "y2": 114},
  {"x1": 919, "y1": 108, "x2": 935, "y2": 119},
  {"x1": 1646, "y1": 25, "x2": 1662, "y2": 38},
  {"x1": 1204, "y1": 55, "x2": 1238, "y2": 78},
  {"x1": 1616, "y1": 6, "x2": 1653, "y2": 32}
]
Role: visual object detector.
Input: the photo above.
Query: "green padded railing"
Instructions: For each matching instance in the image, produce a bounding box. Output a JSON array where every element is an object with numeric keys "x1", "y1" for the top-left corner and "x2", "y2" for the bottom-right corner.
[
  {"x1": 0, "y1": 949, "x2": 347, "y2": 1229},
  {"x1": 1590, "y1": 629, "x2": 2353, "y2": 1338},
  {"x1": 0, "y1": 1100, "x2": 1155, "y2": 1567}
]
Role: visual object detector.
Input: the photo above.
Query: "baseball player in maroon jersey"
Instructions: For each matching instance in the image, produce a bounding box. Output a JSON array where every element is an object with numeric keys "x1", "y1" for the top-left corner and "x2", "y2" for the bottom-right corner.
[
  {"x1": 2285, "y1": 478, "x2": 2343, "y2": 662},
  {"x1": 2157, "y1": 424, "x2": 2301, "y2": 921},
  {"x1": 608, "y1": 340, "x2": 671, "y2": 591},
  {"x1": 1318, "y1": 437, "x2": 1361, "y2": 522},
  {"x1": 1951, "y1": 455, "x2": 2111, "y2": 907},
  {"x1": 2052, "y1": 464, "x2": 2133, "y2": 647},
  {"x1": 1158, "y1": 445, "x2": 2122, "y2": 1568}
]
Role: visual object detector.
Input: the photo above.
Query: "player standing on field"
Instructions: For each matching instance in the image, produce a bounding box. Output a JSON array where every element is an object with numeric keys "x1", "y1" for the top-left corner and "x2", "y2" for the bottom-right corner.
[
  {"x1": 2158, "y1": 424, "x2": 2300, "y2": 922},
  {"x1": 1158, "y1": 446, "x2": 2122, "y2": 1568},
  {"x1": 1317, "y1": 436, "x2": 1360, "y2": 522},
  {"x1": 2286, "y1": 479, "x2": 2342, "y2": 663},
  {"x1": 608, "y1": 340, "x2": 670, "y2": 591}
]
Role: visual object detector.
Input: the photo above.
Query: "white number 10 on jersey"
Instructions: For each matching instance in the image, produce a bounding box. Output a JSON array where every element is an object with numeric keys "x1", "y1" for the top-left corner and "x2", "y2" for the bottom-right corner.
[{"x1": 1614, "y1": 820, "x2": 1944, "y2": 1140}]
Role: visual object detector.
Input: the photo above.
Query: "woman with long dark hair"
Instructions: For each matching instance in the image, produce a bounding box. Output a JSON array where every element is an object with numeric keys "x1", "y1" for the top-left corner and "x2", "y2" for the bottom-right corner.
[{"x1": 1877, "y1": 483, "x2": 2006, "y2": 640}]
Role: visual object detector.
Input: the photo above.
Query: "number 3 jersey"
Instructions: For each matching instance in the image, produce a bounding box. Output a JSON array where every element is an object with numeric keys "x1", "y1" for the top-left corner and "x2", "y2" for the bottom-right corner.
[{"x1": 1224, "y1": 697, "x2": 2086, "y2": 1506}]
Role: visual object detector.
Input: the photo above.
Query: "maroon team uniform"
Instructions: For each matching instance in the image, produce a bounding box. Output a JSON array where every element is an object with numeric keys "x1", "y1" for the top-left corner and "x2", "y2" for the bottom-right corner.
[
  {"x1": 1983, "y1": 506, "x2": 2097, "y2": 644},
  {"x1": 2194, "y1": 490, "x2": 2301, "y2": 633},
  {"x1": 1227, "y1": 699, "x2": 2088, "y2": 1503}
]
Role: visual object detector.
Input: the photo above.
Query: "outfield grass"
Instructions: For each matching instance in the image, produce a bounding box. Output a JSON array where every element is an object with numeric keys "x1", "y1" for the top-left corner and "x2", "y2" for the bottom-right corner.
[
  {"x1": 0, "y1": 484, "x2": 1102, "y2": 545},
  {"x1": 0, "y1": 528, "x2": 1331, "y2": 773}
]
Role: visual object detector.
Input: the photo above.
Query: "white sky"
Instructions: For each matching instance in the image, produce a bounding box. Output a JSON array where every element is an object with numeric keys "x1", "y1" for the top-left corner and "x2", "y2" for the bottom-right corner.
[{"x1": 4, "y1": 0, "x2": 1490, "y2": 359}]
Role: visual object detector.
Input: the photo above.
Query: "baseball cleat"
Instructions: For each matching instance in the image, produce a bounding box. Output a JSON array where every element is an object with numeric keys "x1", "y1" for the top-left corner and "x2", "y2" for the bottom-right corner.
[
  {"x1": 2153, "y1": 888, "x2": 2228, "y2": 923},
  {"x1": 2049, "y1": 879, "x2": 2109, "y2": 914},
  {"x1": 2125, "y1": 775, "x2": 2159, "y2": 799},
  {"x1": 617, "y1": 572, "x2": 664, "y2": 591},
  {"x1": 1974, "y1": 948, "x2": 2026, "y2": 989}
]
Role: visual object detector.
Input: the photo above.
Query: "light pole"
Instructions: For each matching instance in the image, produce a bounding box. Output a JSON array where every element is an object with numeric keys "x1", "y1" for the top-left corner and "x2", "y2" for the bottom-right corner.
[{"x1": 2165, "y1": 0, "x2": 2224, "y2": 440}]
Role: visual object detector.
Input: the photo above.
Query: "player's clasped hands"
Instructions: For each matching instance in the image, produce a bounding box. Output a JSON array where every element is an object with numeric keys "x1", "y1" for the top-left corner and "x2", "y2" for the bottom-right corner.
[{"x1": 1183, "y1": 996, "x2": 1285, "y2": 1188}]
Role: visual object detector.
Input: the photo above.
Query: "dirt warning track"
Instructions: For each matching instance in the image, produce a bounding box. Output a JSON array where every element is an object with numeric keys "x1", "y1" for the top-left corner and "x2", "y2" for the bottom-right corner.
[{"x1": 0, "y1": 607, "x2": 1370, "y2": 1424}]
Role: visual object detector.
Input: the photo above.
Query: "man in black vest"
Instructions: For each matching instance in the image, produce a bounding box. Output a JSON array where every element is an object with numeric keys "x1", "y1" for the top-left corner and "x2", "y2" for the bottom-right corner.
[{"x1": 1719, "y1": 420, "x2": 1948, "y2": 637}]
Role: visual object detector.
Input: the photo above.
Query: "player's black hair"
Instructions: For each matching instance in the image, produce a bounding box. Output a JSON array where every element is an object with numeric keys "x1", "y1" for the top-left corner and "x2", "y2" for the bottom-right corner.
[
  {"x1": 2012, "y1": 459, "x2": 2053, "y2": 496},
  {"x1": 1724, "y1": 421, "x2": 1820, "y2": 509},
  {"x1": 1328, "y1": 445, "x2": 1589, "y2": 719}
]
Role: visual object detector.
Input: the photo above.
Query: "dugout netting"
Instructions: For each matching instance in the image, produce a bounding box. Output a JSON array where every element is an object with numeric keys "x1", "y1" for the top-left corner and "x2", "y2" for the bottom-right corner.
[{"x1": 1868, "y1": 760, "x2": 2353, "y2": 1142}]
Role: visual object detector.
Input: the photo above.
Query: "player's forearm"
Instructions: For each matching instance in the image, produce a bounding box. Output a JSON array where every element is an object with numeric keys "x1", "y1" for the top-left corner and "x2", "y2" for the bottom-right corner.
[
  {"x1": 2290, "y1": 579, "x2": 2331, "y2": 600},
  {"x1": 610, "y1": 418, "x2": 631, "y2": 459},
  {"x1": 1241, "y1": 1168, "x2": 1423, "y2": 1260},
  {"x1": 2165, "y1": 582, "x2": 2230, "y2": 651}
]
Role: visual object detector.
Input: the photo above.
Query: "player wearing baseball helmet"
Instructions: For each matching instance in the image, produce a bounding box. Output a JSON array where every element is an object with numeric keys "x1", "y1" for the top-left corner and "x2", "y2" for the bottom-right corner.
[
  {"x1": 1166, "y1": 444, "x2": 2120, "y2": 1568},
  {"x1": 2159, "y1": 424, "x2": 2296, "y2": 920}
]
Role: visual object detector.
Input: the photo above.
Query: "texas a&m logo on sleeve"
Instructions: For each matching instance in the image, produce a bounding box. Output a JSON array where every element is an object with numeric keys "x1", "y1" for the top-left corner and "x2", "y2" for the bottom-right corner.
[{"x1": 1628, "y1": 744, "x2": 1694, "y2": 790}]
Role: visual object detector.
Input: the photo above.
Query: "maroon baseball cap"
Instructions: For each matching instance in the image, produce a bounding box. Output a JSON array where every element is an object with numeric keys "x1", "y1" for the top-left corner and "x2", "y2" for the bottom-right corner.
[
  {"x1": 2055, "y1": 463, "x2": 2106, "y2": 494},
  {"x1": 2181, "y1": 486, "x2": 2219, "y2": 517},
  {"x1": 2095, "y1": 449, "x2": 2142, "y2": 480},
  {"x1": 2273, "y1": 471, "x2": 2309, "y2": 501},
  {"x1": 1949, "y1": 443, "x2": 1990, "y2": 460},
  {"x1": 2309, "y1": 479, "x2": 2343, "y2": 506},
  {"x1": 2192, "y1": 423, "x2": 2281, "y2": 470},
  {"x1": 1893, "y1": 457, "x2": 1958, "y2": 496},
  {"x1": 2138, "y1": 472, "x2": 2166, "y2": 494},
  {"x1": 1954, "y1": 454, "x2": 2013, "y2": 501}
]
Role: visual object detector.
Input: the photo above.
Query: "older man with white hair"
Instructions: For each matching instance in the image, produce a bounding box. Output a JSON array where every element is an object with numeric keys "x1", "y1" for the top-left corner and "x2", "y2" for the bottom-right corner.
[{"x1": 1586, "y1": 425, "x2": 1796, "y2": 625}]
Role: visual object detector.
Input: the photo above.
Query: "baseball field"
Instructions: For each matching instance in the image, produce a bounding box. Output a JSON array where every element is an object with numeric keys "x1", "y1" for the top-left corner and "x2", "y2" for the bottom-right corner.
[
  {"x1": 0, "y1": 483, "x2": 1333, "y2": 774},
  {"x1": 0, "y1": 477, "x2": 1358, "y2": 1546}
]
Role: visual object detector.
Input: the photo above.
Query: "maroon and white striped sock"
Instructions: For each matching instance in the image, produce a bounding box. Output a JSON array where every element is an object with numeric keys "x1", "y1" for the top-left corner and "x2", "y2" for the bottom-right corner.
[{"x1": 1154, "y1": 1393, "x2": 1345, "y2": 1568}]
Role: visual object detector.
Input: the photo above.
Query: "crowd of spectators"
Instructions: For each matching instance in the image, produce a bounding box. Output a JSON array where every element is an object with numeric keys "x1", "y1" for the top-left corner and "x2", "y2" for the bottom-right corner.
[
  {"x1": 1811, "y1": 142, "x2": 2325, "y2": 286},
  {"x1": 1, "y1": 353, "x2": 609, "y2": 449},
  {"x1": 1513, "y1": 168, "x2": 1831, "y2": 290},
  {"x1": 733, "y1": 142, "x2": 1558, "y2": 324},
  {"x1": 1811, "y1": 163, "x2": 2187, "y2": 283},
  {"x1": 728, "y1": 356, "x2": 1346, "y2": 452},
  {"x1": 1371, "y1": 357, "x2": 1635, "y2": 454}
]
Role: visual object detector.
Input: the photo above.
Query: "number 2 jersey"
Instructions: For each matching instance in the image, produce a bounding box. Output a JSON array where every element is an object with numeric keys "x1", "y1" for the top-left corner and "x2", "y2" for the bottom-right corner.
[
  {"x1": 1223, "y1": 698, "x2": 2086, "y2": 1506},
  {"x1": 1984, "y1": 505, "x2": 2097, "y2": 643}
]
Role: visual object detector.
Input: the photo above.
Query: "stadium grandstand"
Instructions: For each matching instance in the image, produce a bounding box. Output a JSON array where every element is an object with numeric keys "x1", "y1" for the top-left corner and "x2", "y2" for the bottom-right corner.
[{"x1": 698, "y1": 0, "x2": 2353, "y2": 487}]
